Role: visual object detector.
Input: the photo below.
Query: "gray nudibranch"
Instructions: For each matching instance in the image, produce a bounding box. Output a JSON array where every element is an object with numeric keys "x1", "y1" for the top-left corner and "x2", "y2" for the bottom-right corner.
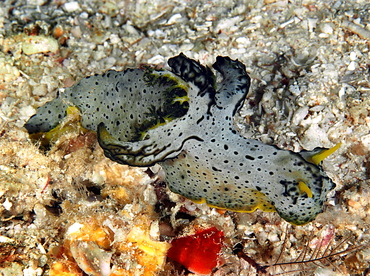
[{"x1": 25, "y1": 53, "x2": 337, "y2": 225}]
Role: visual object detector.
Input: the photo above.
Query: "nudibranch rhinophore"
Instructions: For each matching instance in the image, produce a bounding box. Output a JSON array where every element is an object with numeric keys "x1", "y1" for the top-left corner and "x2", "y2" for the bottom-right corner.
[{"x1": 25, "y1": 53, "x2": 338, "y2": 225}]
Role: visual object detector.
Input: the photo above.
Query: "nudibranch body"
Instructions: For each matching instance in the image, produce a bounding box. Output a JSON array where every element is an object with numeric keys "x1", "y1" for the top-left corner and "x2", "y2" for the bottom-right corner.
[{"x1": 25, "y1": 53, "x2": 336, "y2": 225}]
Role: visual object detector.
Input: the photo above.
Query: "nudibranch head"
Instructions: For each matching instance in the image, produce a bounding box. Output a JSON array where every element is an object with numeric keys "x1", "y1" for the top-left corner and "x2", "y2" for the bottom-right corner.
[{"x1": 24, "y1": 53, "x2": 337, "y2": 225}]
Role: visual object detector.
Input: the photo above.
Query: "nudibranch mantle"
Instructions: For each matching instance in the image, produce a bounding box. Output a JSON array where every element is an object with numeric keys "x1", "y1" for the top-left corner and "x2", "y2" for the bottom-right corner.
[{"x1": 25, "y1": 53, "x2": 336, "y2": 225}]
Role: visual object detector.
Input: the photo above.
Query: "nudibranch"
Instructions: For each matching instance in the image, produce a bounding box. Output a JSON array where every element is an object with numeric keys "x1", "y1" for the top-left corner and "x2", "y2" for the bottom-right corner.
[{"x1": 25, "y1": 53, "x2": 338, "y2": 225}]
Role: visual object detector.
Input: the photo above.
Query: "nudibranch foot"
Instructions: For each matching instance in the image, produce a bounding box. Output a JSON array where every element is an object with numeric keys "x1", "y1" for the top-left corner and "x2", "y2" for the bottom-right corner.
[
  {"x1": 187, "y1": 185, "x2": 276, "y2": 213},
  {"x1": 97, "y1": 122, "x2": 180, "y2": 167}
]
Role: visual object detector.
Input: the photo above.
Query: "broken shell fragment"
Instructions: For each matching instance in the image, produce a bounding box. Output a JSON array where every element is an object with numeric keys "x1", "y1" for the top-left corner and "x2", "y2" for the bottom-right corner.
[
  {"x1": 70, "y1": 240, "x2": 112, "y2": 276},
  {"x1": 22, "y1": 35, "x2": 59, "y2": 55}
]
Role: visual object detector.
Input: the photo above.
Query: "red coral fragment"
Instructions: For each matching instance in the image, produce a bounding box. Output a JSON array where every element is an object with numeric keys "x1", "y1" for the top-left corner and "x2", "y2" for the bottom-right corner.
[{"x1": 167, "y1": 227, "x2": 224, "y2": 275}]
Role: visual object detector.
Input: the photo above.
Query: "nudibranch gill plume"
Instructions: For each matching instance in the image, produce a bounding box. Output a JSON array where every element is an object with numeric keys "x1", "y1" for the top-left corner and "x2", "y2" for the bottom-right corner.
[{"x1": 25, "y1": 53, "x2": 338, "y2": 225}]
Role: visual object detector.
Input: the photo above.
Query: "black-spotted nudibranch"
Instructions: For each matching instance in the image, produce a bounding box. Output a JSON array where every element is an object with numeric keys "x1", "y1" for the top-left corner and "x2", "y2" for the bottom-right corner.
[{"x1": 25, "y1": 53, "x2": 339, "y2": 225}]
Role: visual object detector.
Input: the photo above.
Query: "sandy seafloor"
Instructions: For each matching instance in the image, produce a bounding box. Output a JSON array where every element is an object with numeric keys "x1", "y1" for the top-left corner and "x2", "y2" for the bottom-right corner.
[{"x1": 0, "y1": 0, "x2": 369, "y2": 275}]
